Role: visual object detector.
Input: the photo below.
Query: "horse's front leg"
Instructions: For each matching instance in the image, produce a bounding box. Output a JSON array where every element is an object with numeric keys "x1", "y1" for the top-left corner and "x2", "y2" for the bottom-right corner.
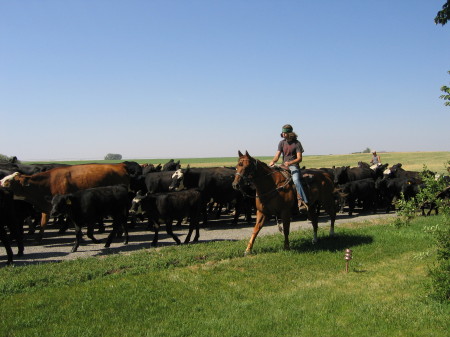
[
  {"x1": 282, "y1": 216, "x2": 291, "y2": 250},
  {"x1": 245, "y1": 210, "x2": 266, "y2": 255},
  {"x1": 329, "y1": 213, "x2": 336, "y2": 237}
]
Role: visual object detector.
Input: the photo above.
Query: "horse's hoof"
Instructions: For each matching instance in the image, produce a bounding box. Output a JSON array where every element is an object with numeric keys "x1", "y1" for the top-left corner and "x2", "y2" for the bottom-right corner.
[{"x1": 244, "y1": 250, "x2": 252, "y2": 256}]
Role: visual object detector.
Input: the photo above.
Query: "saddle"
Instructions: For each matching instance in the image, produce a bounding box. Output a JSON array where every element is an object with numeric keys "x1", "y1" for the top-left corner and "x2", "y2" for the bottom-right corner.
[
  {"x1": 273, "y1": 164, "x2": 310, "y2": 212},
  {"x1": 272, "y1": 164, "x2": 291, "y2": 174}
]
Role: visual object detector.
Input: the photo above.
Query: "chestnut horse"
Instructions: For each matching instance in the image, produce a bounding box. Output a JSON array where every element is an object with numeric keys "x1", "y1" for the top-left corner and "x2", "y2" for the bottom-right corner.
[{"x1": 232, "y1": 151, "x2": 337, "y2": 254}]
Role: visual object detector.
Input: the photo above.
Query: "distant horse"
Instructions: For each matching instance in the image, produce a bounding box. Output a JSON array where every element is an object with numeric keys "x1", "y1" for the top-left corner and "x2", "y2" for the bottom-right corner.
[
  {"x1": 232, "y1": 151, "x2": 338, "y2": 255},
  {"x1": 358, "y1": 161, "x2": 370, "y2": 169}
]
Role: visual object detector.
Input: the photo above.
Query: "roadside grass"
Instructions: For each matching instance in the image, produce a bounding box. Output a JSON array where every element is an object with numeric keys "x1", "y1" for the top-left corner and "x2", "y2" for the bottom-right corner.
[
  {"x1": 0, "y1": 216, "x2": 448, "y2": 337},
  {"x1": 27, "y1": 151, "x2": 450, "y2": 174}
]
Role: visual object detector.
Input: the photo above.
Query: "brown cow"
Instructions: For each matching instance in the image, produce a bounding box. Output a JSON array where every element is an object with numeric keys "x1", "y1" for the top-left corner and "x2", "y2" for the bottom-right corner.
[{"x1": 0, "y1": 163, "x2": 130, "y2": 240}]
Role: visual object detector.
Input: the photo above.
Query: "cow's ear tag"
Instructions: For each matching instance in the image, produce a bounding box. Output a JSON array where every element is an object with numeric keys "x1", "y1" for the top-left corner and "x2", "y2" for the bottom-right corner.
[{"x1": 66, "y1": 199, "x2": 72, "y2": 205}]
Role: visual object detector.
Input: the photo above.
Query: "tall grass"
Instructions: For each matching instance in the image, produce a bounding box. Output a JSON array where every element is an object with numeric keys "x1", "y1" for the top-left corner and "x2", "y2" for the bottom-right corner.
[{"x1": 1, "y1": 216, "x2": 449, "y2": 337}]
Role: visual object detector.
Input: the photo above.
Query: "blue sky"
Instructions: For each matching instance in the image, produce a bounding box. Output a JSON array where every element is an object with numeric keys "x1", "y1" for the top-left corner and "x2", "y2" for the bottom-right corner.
[{"x1": 1, "y1": 1, "x2": 449, "y2": 161}]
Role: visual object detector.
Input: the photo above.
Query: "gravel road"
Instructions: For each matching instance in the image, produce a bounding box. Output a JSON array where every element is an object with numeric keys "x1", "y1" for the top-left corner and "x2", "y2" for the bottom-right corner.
[{"x1": 2, "y1": 211, "x2": 396, "y2": 267}]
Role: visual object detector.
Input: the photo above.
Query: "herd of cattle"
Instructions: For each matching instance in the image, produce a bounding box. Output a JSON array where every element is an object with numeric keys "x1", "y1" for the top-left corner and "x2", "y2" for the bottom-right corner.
[{"x1": 1, "y1": 158, "x2": 449, "y2": 266}]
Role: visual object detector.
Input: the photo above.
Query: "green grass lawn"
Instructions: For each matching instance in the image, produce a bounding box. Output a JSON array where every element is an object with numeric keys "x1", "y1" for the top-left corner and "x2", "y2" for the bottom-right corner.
[{"x1": 1, "y1": 216, "x2": 448, "y2": 337}]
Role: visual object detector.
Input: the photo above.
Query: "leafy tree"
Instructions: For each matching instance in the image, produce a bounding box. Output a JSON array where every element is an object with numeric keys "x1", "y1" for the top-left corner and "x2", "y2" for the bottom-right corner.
[
  {"x1": 435, "y1": 2, "x2": 450, "y2": 106},
  {"x1": 362, "y1": 147, "x2": 371, "y2": 153},
  {"x1": 440, "y1": 71, "x2": 450, "y2": 106},
  {"x1": 104, "y1": 153, "x2": 122, "y2": 160},
  {"x1": 435, "y1": 0, "x2": 450, "y2": 25}
]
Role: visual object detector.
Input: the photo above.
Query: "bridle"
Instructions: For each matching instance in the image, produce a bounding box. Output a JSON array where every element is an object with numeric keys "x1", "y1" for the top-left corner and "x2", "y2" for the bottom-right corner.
[
  {"x1": 234, "y1": 157, "x2": 257, "y2": 184},
  {"x1": 234, "y1": 157, "x2": 292, "y2": 199}
]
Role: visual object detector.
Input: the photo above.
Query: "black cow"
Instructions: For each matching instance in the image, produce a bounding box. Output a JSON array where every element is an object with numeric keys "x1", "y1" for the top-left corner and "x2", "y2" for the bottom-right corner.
[
  {"x1": 145, "y1": 170, "x2": 178, "y2": 193},
  {"x1": 341, "y1": 178, "x2": 377, "y2": 216},
  {"x1": 16, "y1": 163, "x2": 70, "y2": 175},
  {"x1": 129, "y1": 189, "x2": 202, "y2": 246},
  {"x1": 127, "y1": 170, "x2": 181, "y2": 228},
  {"x1": 0, "y1": 163, "x2": 70, "y2": 176},
  {"x1": 0, "y1": 163, "x2": 19, "y2": 174},
  {"x1": 385, "y1": 163, "x2": 433, "y2": 183},
  {"x1": 357, "y1": 161, "x2": 371, "y2": 169},
  {"x1": 142, "y1": 163, "x2": 162, "y2": 175},
  {"x1": 373, "y1": 163, "x2": 389, "y2": 180},
  {"x1": 334, "y1": 166, "x2": 375, "y2": 185},
  {"x1": 318, "y1": 167, "x2": 335, "y2": 183},
  {"x1": 13, "y1": 199, "x2": 41, "y2": 235},
  {"x1": 376, "y1": 177, "x2": 420, "y2": 213},
  {"x1": 122, "y1": 161, "x2": 143, "y2": 178},
  {"x1": 0, "y1": 168, "x2": 15, "y2": 180},
  {"x1": 129, "y1": 169, "x2": 177, "y2": 195},
  {"x1": 50, "y1": 185, "x2": 131, "y2": 252},
  {"x1": 169, "y1": 166, "x2": 252, "y2": 224},
  {"x1": 420, "y1": 186, "x2": 450, "y2": 216},
  {"x1": 0, "y1": 188, "x2": 24, "y2": 265},
  {"x1": 162, "y1": 159, "x2": 181, "y2": 171},
  {"x1": 355, "y1": 162, "x2": 389, "y2": 179}
]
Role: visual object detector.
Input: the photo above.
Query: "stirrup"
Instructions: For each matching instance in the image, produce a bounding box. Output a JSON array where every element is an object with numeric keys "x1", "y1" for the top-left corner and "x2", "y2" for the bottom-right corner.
[{"x1": 298, "y1": 200, "x2": 309, "y2": 212}]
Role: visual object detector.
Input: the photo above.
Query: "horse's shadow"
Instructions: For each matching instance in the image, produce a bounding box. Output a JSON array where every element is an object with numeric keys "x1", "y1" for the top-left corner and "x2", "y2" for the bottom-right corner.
[
  {"x1": 291, "y1": 233, "x2": 373, "y2": 253},
  {"x1": 256, "y1": 232, "x2": 373, "y2": 255}
]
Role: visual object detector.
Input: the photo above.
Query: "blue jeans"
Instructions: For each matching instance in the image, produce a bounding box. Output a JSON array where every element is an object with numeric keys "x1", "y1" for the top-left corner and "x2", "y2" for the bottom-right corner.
[{"x1": 289, "y1": 165, "x2": 308, "y2": 203}]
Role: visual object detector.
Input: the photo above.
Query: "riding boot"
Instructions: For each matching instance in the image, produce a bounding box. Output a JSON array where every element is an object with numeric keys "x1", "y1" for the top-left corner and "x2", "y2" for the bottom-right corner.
[{"x1": 297, "y1": 192, "x2": 308, "y2": 212}]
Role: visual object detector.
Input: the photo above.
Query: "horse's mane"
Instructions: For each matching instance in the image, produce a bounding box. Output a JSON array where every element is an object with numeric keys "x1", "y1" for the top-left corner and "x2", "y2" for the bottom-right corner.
[{"x1": 251, "y1": 159, "x2": 291, "y2": 180}]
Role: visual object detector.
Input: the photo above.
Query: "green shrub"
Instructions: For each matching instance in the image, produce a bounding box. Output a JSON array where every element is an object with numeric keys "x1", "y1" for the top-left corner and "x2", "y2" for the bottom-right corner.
[
  {"x1": 392, "y1": 165, "x2": 450, "y2": 302},
  {"x1": 393, "y1": 194, "x2": 416, "y2": 227},
  {"x1": 428, "y1": 208, "x2": 450, "y2": 302}
]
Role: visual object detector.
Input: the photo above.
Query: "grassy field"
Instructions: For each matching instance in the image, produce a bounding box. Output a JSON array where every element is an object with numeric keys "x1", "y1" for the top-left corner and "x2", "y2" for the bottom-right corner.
[
  {"x1": 27, "y1": 151, "x2": 450, "y2": 174},
  {"x1": 0, "y1": 215, "x2": 449, "y2": 337},
  {"x1": 3, "y1": 152, "x2": 447, "y2": 336}
]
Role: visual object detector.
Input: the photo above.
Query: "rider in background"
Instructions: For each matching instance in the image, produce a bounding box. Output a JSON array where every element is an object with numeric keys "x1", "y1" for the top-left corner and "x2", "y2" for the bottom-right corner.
[
  {"x1": 370, "y1": 150, "x2": 381, "y2": 169},
  {"x1": 269, "y1": 124, "x2": 308, "y2": 211}
]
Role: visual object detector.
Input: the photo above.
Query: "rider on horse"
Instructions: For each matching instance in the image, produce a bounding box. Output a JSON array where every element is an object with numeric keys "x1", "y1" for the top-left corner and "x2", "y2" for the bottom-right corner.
[{"x1": 269, "y1": 124, "x2": 309, "y2": 212}]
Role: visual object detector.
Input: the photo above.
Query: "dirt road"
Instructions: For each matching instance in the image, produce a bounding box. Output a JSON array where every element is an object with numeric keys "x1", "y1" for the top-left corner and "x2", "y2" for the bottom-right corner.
[{"x1": 2, "y1": 211, "x2": 396, "y2": 267}]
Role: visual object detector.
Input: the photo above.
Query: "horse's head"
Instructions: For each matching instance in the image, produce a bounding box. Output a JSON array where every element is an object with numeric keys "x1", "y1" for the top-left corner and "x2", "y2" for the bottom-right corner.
[{"x1": 232, "y1": 151, "x2": 257, "y2": 191}]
